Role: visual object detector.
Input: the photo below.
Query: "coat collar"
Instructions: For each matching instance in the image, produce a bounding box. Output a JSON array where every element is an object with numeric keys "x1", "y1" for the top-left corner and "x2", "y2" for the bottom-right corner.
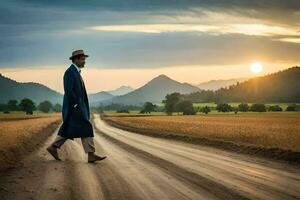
[{"x1": 71, "y1": 63, "x2": 81, "y2": 73}]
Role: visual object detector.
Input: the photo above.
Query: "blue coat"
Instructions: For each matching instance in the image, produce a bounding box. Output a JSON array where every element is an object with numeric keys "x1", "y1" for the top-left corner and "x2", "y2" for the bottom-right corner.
[{"x1": 57, "y1": 64, "x2": 94, "y2": 139}]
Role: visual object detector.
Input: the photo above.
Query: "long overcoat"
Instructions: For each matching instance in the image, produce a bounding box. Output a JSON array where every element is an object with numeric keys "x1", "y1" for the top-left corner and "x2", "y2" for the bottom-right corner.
[{"x1": 57, "y1": 64, "x2": 94, "y2": 139}]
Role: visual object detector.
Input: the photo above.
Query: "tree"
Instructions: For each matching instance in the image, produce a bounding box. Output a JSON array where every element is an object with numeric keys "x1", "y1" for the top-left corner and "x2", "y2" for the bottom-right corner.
[
  {"x1": 53, "y1": 103, "x2": 62, "y2": 112},
  {"x1": 38, "y1": 100, "x2": 53, "y2": 113},
  {"x1": 216, "y1": 103, "x2": 232, "y2": 112},
  {"x1": 163, "y1": 92, "x2": 182, "y2": 115},
  {"x1": 175, "y1": 100, "x2": 196, "y2": 115},
  {"x1": 286, "y1": 104, "x2": 297, "y2": 111},
  {"x1": 19, "y1": 98, "x2": 36, "y2": 114},
  {"x1": 268, "y1": 105, "x2": 282, "y2": 112},
  {"x1": 201, "y1": 106, "x2": 211, "y2": 114},
  {"x1": 7, "y1": 99, "x2": 19, "y2": 111},
  {"x1": 250, "y1": 103, "x2": 266, "y2": 112},
  {"x1": 238, "y1": 103, "x2": 249, "y2": 112},
  {"x1": 0, "y1": 103, "x2": 8, "y2": 113},
  {"x1": 140, "y1": 102, "x2": 157, "y2": 114},
  {"x1": 116, "y1": 109, "x2": 129, "y2": 113}
]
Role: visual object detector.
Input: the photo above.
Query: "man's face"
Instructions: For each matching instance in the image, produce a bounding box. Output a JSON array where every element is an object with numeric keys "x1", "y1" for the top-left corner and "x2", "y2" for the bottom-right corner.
[{"x1": 74, "y1": 56, "x2": 86, "y2": 68}]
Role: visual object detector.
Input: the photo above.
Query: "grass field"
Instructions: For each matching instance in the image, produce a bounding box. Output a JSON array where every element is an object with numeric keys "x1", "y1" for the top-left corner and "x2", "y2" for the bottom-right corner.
[
  {"x1": 0, "y1": 112, "x2": 61, "y2": 171},
  {"x1": 0, "y1": 111, "x2": 60, "y2": 120},
  {"x1": 103, "y1": 112, "x2": 300, "y2": 152}
]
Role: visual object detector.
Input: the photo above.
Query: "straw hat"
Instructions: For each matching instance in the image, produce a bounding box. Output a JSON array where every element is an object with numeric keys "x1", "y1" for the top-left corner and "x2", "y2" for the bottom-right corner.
[{"x1": 69, "y1": 50, "x2": 89, "y2": 60}]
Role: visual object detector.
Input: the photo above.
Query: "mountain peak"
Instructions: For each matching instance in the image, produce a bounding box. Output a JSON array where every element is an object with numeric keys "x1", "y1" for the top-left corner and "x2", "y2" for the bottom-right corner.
[
  {"x1": 153, "y1": 74, "x2": 172, "y2": 81},
  {"x1": 157, "y1": 74, "x2": 169, "y2": 78}
]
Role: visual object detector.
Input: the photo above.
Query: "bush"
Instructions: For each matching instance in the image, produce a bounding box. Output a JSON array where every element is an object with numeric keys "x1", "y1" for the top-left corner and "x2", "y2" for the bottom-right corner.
[
  {"x1": 216, "y1": 103, "x2": 232, "y2": 112},
  {"x1": 250, "y1": 103, "x2": 266, "y2": 112},
  {"x1": 238, "y1": 103, "x2": 249, "y2": 112},
  {"x1": 201, "y1": 106, "x2": 211, "y2": 114},
  {"x1": 268, "y1": 105, "x2": 282, "y2": 112},
  {"x1": 175, "y1": 100, "x2": 196, "y2": 115},
  {"x1": 183, "y1": 106, "x2": 197, "y2": 115},
  {"x1": 140, "y1": 102, "x2": 157, "y2": 114}
]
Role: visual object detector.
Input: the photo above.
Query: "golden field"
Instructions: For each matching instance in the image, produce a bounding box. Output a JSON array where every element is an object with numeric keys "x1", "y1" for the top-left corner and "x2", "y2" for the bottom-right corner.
[
  {"x1": 104, "y1": 112, "x2": 300, "y2": 152},
  {"x1": 0, "y1": 112, "x2": 61, "y2": 171}
]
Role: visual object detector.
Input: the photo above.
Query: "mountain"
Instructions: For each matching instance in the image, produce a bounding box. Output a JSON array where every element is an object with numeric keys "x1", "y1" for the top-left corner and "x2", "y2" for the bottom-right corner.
[
  {"x1": 99, "y1": 74, "x2": 201, "y2": 106},
  {"x1": 184, "y1": 66, "x2": 300, "y2": 103},
  {"x1": 0, "y1": 73, "x2": 63, "y2": 105},
  {"x1": 106, "y1": 85, "x2": 134, "y2": 96},
  {"x1": 197, "y1": 78, "x2": 248, "y2": 91},
  {"x1": 88, "y1": 91, "x2": 114, "y2": 106}
]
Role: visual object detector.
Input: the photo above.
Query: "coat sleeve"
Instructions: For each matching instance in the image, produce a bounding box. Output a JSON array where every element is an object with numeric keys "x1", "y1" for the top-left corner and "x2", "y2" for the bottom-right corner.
[{"x1": 63, "y1": 71, "x2": 81, "y2": 107}]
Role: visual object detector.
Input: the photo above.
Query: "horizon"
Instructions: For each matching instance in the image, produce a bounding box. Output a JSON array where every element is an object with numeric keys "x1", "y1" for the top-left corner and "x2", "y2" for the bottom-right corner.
[
  {"x1": 1, "y1": 1, "x2": 300, "y2": 93},
  {"x1": 1, "y1": 66, "x2": 298, "y2": 95}
]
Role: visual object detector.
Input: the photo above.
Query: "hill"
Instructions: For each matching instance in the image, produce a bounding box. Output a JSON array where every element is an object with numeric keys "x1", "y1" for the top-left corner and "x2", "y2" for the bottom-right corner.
[
  {"x1": 0, "y1": 73, "x2": 63, "y2": 105},
  {"x1": 88, "y1": 91, "x2": 115, "y2": 106},
  {"x1": 106, "y1": 85, "x2": 134, "y2": 96},
  {"x1": 184, "y1": 66, "x2": 300, "y2": 103},
  {"x1": 100, "y1": 74, "x2": 201, "y2": 106},
  {"x1": 197, "y1": 78, "x2": 248, "y2": 91}
]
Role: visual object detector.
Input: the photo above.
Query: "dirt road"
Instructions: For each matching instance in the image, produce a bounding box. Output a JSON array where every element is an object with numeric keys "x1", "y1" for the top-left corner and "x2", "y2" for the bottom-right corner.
[{"x1": 0, "y1": 114, "x2": 299, "y2": 200}]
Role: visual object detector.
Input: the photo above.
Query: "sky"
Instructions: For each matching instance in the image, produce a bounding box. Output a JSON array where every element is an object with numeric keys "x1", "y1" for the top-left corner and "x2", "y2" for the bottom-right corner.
[{"x1": 1, "y1": 0, "x2": 300, "y2": 93}]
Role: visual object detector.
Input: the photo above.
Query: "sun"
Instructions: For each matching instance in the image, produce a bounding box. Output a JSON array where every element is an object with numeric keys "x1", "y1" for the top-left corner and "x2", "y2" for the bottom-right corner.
[{"x1": 250, "y1": 62, "x2": 263, "y2": 74}]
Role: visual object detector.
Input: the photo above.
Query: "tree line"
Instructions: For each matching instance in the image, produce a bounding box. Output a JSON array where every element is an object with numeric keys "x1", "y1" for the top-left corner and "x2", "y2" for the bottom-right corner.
[
  {"x1": 162, "y1": 92, "x2": 299, "y2": 115},
  {"x1": 0, "y1": 98, "x2": 62, "y2": 114}
]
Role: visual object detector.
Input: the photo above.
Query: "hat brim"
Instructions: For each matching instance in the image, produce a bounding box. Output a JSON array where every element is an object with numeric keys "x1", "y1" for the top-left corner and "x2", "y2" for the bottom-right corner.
[{"x1": 69, "y1": 54, "x2": 89, "y2": 60}]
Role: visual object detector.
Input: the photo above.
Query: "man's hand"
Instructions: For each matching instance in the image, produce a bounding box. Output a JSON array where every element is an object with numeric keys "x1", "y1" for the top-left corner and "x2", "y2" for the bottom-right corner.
[{"x1": 74, "y1": 104, "x2": 78, "y2": 108}]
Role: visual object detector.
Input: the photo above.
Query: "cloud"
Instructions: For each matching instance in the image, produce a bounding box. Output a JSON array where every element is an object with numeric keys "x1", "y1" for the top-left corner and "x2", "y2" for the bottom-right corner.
[
  {"x1": 0, "y1": 0, "x2": 300, "y2": 69},
  {"x1": 90, "y1": 23, "x2": 300, "y2": 37},
  {"x1": 276, "y1": 37, "x2": 300, "y2": 44}
]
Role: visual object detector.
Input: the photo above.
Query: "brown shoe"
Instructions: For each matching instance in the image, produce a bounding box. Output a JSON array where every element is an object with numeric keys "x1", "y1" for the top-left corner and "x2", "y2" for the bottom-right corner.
[
  {"x1": 47, "y1": 145, "x2": 61, "y2": 161},
  {"x1": 88, "y1": 153, "x2": 107, "y2": 163}
]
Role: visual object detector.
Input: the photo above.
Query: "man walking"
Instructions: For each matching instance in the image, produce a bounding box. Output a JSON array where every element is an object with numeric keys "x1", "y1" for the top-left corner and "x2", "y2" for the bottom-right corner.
[{"x1": 47, "y1": 50, "x2": 107, "y2": 163}]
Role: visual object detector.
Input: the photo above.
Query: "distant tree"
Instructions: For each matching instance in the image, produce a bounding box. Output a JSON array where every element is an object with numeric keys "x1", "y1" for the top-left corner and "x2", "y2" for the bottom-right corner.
[
  {"x1": 286, "y1": 104, "x2": 297, "y2": 111},
  {"x1": 140, "y1": 102, "x2": 157, "y2": 114},
  {"x1": 7, "y1": 99, "x2": 19, "y2": 111},
  {"x1": 19, "y1": 98, "x2": 36, "y2": 114},
  {"x1": 0, "y1": 103, "x2": 8, "y2": 112},
  {"x1": 53, "y1": 103, "x2": 62, "y2": 112},
  {"x1": 175, "y1": 100, "x2": 196, "y2": 115},
  {"x1": 38, "y1": 100, "x2": 53, "y2": 113},
  {"x1": 201, "y1": 106, "x2": 211, "y2": 114},
  {"x1": 96, "y1": 103, "x2": 141, "y2": 112},
  {"x1": 238, "y1": 103, "x2": 249, "y2": 112},
  {"x1": 232, "y1": 107, "x2": 238, "y2": 114},
  {"x1": 116, "y1": 109, "x2": 130, "y2": 113},
  {"x1": 268, "y1": 105, "x2": 283, "y2": 112},
  {"x1": 216, "y1": 103, "x2": 232, "y2": 112},
  {"x1": 163, "y1": 92, "x2": 182, "y2": 115},
  {"x1": 250, "y1": 103, "x2": 266, "y2": 112}
]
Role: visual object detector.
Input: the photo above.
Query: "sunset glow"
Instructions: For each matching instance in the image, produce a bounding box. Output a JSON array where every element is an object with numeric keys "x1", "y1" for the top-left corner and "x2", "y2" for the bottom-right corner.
[{"x1": 250, "y1": 62, "x2": 263, "y2": 74}]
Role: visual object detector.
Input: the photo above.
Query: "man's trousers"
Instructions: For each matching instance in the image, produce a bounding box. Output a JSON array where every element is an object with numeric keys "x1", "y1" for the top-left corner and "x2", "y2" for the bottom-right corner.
[{"x1": 51, "y1": 135, "x2": 95, "y2": 153}]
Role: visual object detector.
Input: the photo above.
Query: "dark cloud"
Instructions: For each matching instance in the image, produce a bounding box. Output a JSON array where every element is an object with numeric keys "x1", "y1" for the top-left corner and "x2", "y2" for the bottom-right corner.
[{"x1": 0, "y1": 0, "x2": 299, "y2": 68}]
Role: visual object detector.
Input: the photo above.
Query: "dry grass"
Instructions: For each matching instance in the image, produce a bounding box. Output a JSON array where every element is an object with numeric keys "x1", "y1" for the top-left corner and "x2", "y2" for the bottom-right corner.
[
  {"x1": 0, "y1": 111, "x2": 59, "y2": 121},
  {"x1": 105, "y1": 113, "x2": 300, "y2": 151},
  {"x1": 0, "y1": 113, "x2": 61, "y2": 171}
]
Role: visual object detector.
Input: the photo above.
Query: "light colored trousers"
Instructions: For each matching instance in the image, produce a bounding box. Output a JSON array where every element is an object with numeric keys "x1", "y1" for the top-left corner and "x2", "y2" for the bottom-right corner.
[{"x1": 51, "y1": 135, "x2": 95, "y2": 153}]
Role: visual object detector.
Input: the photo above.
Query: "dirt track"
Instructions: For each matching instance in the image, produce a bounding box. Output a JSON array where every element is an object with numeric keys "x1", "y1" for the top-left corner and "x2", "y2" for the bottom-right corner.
[{"x1": 0, "y1": 114, "x2": 299, "y2": 200}]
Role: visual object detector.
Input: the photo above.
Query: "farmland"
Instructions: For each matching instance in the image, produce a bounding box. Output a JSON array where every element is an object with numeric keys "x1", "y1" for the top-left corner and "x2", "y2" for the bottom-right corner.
[
  {"x1": 0, "y1": 112, "x2": 61, "y2": 171},
  {"x1": 103, "y1": 112, "x2": 300, "y2": 152}
]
